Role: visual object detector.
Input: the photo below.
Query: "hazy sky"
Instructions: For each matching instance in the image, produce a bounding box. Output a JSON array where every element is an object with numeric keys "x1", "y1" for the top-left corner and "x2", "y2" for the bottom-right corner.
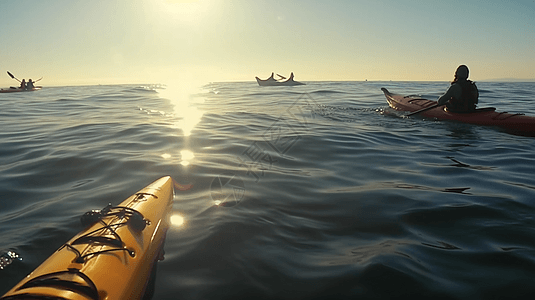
[{"x1": 1, "y1": 0, "x2": 534, "y2": 86}]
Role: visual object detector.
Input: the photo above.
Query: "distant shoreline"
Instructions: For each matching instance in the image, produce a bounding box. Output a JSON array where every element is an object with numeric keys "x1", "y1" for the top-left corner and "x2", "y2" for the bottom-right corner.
[
  {"x1": 479, "y1": 78, "x2": 535, "y2": 82},
  {"x1": 2, "y1": 79, "x2": 535, "y2": 88}
]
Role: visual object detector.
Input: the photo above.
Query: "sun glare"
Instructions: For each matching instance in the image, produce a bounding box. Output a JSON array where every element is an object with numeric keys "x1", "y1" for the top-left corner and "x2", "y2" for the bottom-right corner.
[{"x1": 170, "y1": 214, "x2": 185, "y2": 227}]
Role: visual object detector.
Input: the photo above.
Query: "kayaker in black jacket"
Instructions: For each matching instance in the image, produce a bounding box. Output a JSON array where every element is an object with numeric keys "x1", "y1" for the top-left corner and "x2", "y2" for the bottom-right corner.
[{"x1": 437, "y1": 65, "x2": 479, "y2": 113}]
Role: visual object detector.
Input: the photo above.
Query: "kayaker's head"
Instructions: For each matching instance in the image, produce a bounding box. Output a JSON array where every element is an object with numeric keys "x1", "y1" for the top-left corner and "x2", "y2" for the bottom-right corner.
[
  {"x1": 455, "y1": 65, "x2": 469, "y2": 80},
  {"x1": 28, "y1": 79, "x2": 33, "y2": 83}
]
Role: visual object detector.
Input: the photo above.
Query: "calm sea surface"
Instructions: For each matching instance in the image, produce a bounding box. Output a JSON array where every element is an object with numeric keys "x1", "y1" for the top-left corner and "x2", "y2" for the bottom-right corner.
[{"x1": 1, "y1": 81, "x2": 535, "y2": 299}]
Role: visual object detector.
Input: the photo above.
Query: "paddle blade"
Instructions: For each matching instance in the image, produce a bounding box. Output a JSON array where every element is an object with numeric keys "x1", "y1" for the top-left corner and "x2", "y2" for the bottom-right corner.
[{"x1": 7, "y1": 71, "x2": 21, "y2": 82}]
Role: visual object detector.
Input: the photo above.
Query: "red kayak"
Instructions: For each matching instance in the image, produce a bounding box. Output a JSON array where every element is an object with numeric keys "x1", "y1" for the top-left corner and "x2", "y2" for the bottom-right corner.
[
  {"x1": 381, "y1": 88, "x2": 535, "y2": 136},
  {"x1": 0, "y1": 87, "x2": 42, "y2": 93}
]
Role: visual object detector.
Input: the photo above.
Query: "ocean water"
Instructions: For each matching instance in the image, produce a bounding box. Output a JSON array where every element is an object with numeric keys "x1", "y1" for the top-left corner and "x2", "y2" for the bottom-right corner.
[{"x1": 1, "y1": 81, "x2": 535, "y2": 299}]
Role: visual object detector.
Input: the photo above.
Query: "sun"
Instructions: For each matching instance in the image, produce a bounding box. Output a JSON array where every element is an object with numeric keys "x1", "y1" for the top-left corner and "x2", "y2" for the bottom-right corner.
[{"x1": 152, "y1": 0, "x2": 213, "y2": 25}]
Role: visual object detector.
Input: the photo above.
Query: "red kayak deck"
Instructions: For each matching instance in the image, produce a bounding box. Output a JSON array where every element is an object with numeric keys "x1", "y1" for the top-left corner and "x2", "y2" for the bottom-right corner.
[{"x1": 381, "y1": 88, "x2": 535, "y2": 136}]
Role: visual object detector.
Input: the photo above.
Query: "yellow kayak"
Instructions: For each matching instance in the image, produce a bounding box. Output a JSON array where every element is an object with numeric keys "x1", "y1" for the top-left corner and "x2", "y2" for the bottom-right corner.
[{"x1": 1, "y1": 176, "x2": 175, "y2": 300}]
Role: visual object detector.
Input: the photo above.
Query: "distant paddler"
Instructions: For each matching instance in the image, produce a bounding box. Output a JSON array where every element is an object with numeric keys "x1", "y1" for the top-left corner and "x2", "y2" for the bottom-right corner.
[
  {"x1": 255, "y1": 72, "x2": 305, "y2": 86},
  {"x1": 7, "y1": 71, "x2": 43, "y2": 90},
  {"x1": 26, "y1": 79, "x2": 36, "y2": 90}
]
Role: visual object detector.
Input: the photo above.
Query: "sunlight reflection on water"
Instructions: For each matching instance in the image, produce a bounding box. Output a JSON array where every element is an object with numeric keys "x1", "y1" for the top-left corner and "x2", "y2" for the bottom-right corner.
[
  {"x1": 157, "y1": 84, "x2": 205, "y2": 137},
  {"x1": 180, "y1": 150, "x2": 194, "y2": 166}
]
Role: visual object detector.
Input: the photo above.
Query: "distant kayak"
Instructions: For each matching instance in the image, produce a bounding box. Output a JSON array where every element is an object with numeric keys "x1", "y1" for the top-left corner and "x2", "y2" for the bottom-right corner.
[
  {"x1": 1, "y1": 176, "x2": 174, "y2": 300},
  {"x1": 0, "y1": 86, "x2": 42, "y2": 93},
  {"x1": 256, "y1": 72, "x2": 305, "y2": 86},
  {"x1": 382, "y1": 88, "x2": 535, "y2": 136}
]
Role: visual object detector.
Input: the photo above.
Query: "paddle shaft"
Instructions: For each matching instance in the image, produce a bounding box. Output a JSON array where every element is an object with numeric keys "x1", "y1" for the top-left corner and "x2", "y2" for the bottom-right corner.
[
  {"x1": 7, "y1": 72, "x2": 42, "y2": 83},
  {"x1": 407, "y1": 103, "x2": 443, "y2": 116}
]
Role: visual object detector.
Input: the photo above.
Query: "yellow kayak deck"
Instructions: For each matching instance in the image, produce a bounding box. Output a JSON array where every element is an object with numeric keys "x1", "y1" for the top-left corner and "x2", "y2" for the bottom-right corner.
[{"x1": 1, "y1": 176, "x2": 175, "y2": 300}]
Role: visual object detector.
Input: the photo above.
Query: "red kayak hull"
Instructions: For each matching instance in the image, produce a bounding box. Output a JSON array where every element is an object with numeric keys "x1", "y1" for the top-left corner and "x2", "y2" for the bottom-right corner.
[
  {"x1": 0, "y1": 87, "x2": 42, "y2": 93},
  {"x1": 381, "y1": 88, "x2": 535, "y2": 136}
]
